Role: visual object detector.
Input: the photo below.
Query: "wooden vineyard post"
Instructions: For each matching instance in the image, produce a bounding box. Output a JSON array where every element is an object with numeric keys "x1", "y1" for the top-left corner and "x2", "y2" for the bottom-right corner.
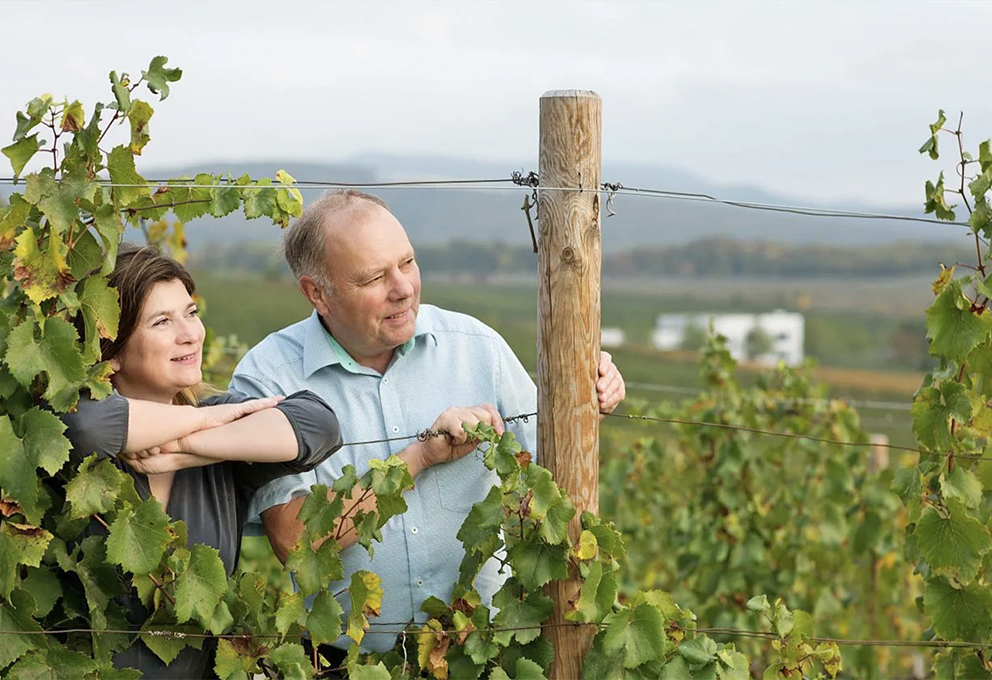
[{"x1": 537, "y1": 90, "x2": 602, "y2": 679}]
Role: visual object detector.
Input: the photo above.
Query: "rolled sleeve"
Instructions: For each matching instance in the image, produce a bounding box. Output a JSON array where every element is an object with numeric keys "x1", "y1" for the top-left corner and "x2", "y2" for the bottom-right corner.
[
  {"x1": 246, "y1": 470, "x2": 317, "y2": 522},
  {"x1": 61, "y1": 393, "x2": 130, "y2": 459}
]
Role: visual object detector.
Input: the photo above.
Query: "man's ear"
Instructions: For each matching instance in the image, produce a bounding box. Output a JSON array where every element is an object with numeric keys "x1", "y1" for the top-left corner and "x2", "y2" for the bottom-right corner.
[{"x1": 299, "y1": 276, "x2": 330, "y2": 316}]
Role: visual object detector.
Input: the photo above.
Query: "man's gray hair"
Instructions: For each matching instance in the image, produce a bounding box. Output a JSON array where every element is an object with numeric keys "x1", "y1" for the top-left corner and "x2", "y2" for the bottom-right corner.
[{"x1": 282, "y1": 189, "x2": 390, "y2": 290}]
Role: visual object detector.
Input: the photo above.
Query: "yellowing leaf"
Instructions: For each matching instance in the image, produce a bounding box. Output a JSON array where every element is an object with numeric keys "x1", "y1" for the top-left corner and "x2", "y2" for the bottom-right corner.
[
  {"x1": 574, "y1": 529, "x2": 598, "y2": 560},
  {"x1": 60, "y1": 100, "x2": 85, "y2": 132}
]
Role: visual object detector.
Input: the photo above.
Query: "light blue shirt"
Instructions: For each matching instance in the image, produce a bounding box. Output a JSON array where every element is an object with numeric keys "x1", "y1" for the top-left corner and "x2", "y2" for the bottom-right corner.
[{"x1": 230, "y1": 304, "x2": 537, "y2": 652}]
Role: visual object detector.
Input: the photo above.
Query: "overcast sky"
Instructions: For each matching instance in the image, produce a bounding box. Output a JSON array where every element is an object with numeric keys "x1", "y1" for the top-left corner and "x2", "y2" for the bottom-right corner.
[{"x1": 4, "y1": 0, "x2": 991, "y2": 206}]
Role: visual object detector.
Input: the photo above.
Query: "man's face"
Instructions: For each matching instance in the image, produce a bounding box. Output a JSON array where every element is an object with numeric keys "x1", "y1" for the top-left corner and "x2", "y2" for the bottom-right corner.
[{"x1": 317, "y1": 205, "x2": 421, "y2": 370}]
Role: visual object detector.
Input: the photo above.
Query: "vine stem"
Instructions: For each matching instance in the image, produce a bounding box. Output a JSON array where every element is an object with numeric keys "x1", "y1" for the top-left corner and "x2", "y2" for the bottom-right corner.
[{"x1": 335, "y1": 487, "x2": 374, "y2": 541}]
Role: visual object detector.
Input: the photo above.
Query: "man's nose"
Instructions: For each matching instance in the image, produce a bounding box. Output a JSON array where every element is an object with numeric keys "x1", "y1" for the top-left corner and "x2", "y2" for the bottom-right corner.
[{"x1": 389, "y1": 270, "x2": 415, "y2": 300}]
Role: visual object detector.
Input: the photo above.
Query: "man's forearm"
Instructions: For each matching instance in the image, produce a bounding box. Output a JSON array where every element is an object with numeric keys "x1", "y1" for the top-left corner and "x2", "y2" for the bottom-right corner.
[{"x1": 264, "y1": 443, "x2": 431, "y2": 562}]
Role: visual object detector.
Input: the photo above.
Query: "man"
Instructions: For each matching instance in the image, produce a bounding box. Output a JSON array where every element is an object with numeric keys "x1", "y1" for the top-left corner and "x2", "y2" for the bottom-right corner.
[{"x1": 230, "y1": 189, "x2": 625, "y2": 654}]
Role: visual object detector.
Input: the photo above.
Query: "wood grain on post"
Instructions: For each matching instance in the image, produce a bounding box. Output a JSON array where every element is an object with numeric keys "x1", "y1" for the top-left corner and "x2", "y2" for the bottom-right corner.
[{"x1": 537, "y1": 89, "x2": 602, "y2": 680}]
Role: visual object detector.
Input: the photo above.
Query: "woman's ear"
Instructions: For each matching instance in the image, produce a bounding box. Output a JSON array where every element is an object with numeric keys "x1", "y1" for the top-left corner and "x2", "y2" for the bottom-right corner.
[{"x1": 110, "y1": 357, "x2": 122, "y2": 372}]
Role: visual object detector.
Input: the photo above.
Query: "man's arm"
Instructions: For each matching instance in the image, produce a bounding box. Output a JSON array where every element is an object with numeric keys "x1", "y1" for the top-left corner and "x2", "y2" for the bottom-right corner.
[{"x1": 262, "y1": 404, "x2": 503, "y2": 562}]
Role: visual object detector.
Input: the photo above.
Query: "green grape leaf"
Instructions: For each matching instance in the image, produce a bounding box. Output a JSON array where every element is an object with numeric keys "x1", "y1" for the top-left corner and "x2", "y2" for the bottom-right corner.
[
  {"x1": 601, "y1": 602, "x2": 666, "y2": 669},
  {"x1": 582, "y1": 642, "x2": 625, "y2": 680},
  {"x1": 267, "y1": 643, "x2": 310, "y2": 680},
  {"x1": 912, "y1": 382, "x2": 973, "y2": 451},
  {"x1": 941, "y1": 466, "x2": 983, "y2": 509},
  {"x1": 458, "y1": 486, "x2": 505, "y2": 550},
  {"x1": 507, "y1": 539, "x2": 568, "y2": 591},
  {"x1": 537, "y1": 494, "x2": 574, "y2": 546},
  {"x1": 489, "y1": 657, "x2": 545, "y2": 680},
  {"x1": 970, "y1": 168, "x2": 992, "y2": 202},
  {"x1": 567, "y1": 560, "x2": 617, "y2": 624},
  {"x1": 926, "y1": 279, "x2": 992, "y2": 362},
  {"x1": 347, "y1": 570, "x2": 383, "y2": 645},
  {"x1": 491, "y1": 582, "x2": 554, "y2": 646},
  {"x1": 173, "y1": 544, "x2": 228, "y2": 626},
  {"x1": 924, "y1": 576, "x2": 992, "y2": 641},
  {"x1": 71, "y1": 536, "x2": 125, "y2": 630},
  {"x1": 307, "y1": 590, "x2": 344, "y2": 646},
  {"x1": 2, "y1": 134, "x2": 40, "y2": 178},
  {"x1": 109, "y1": 71, "x2": 132, "y2": 112},
  {"x1": 78, "y1": 275, "x2": 120, "y2": 363},
  {"x1": 349, "y1": 662, "x2": 392, "y2": 680},
  {"x1": 0, "y1": 410, "x2": 70, "y2": 523},
  {"x1": 971, "y1": 199, "x2": 992, "y2": 240},
  {"x1": 0, "y1": 534, "x2": 18, "y2": 598},
  {"x1": 295, "y1": 483, "x2": 341, "y2": 539},
  {"x1": 718, "y1": 649, "x2": 751, "y2": 680},
  {"x1": 0, "y1": 590, "x2": 44, "y2": 669},
  {"x1": 924, "y1": 172, "x2": 956, "y2": 221},
  {"x1": 68, "y1": 230, "x2": 106, "y2": 281},
  {"x1": 679, "y1": 635, "x2": 718, "y2": 665},
  {"x1": 12, "y1": 229, "x2": 72, "y2": 304},
  {"x1": 127, "y1": 100, "x2": 153, "y2": 154},
  {"x1": 12, "y1": 96, "x2": 52, "y2": 141},
  {"x1": 368, "y1": 455, "x2": 415, "y2": 497},
  {"x1": 142, "y1": 56, "x2": 182, "y2": 100},
  {"x1": 209, "y1": 186, "x2": 241, "y2": 218},
  {"x1": 107, "y1": 146, "x2": 151, "y2": 208},
  {"x1": 286, "y1": 540, "x2": 343, "y2": 597},
  {"x1": 746, "y1": 594, "x2": 770, "y2": 613},
  {"x1": 915, "y1": 503, "x2": 992, "y2": 583},
  {"x1": 213, "y1": 638, "x2": 251, "y2": 680},
  {"x1": 2, "y1": 522, "x2": 53, "y2": 568},
  {"x1": 207, "y1": 600, "x2": 234, "y2": 636},
  {"x1": 92, "y1": 203, "x2": 123, "y2": 273},
  {"x1": 6, "y1": 316, "x2": 86, "y2": 410},
  {"x1": 243, "y1": 181, "x2": 279, "y2": 220},
  {"x1": 275, "y1": 592, "x2": 306, "y2": 638},
  {"x1": 65, "y1": 454, "x2": 123, "y2": 519},
  {"x1": 106, "y1": 498, "x2": 171, "y2": 575},
  {"x1": 21, "y1": 567, "x2": 61, "y2": 618}
]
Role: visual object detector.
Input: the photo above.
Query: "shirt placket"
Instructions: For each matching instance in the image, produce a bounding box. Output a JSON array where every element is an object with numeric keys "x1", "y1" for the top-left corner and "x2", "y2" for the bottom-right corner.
[{"x1": 378, "y1": 372, "x2": 427, "y2": 618}]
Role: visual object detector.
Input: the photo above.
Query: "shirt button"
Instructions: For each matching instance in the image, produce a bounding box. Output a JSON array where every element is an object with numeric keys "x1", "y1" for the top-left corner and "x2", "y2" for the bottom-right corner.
[
  {"x1": 392, "y1": 426, "x2": 399, "y2": 433},
  {"x1": 382, "y1": 377, "x2": 389, "y2": 383},
  {"x1": 411, "y1": 527, "x2": 418, "y2": 535},
  {"x1": 416, "y1": 579, "x2": 424, "y2": 587}
]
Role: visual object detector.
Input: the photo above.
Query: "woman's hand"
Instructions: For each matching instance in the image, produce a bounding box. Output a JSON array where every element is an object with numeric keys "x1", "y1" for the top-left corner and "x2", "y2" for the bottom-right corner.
[
  {"x1": 197, "y1": 395, "x2": 284, "y2": 431},
  {"x1": 119, "y1": 444, "x2": 216, "y2": 475}
]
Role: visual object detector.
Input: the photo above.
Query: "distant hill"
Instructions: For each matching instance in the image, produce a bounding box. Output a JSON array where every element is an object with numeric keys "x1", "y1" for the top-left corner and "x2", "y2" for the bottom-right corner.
[{"x1": 3, "y1": 154, "x2": 960, "y2": 253}]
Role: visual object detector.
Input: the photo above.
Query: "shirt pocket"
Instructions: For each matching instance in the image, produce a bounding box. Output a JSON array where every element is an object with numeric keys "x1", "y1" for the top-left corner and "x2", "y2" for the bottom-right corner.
[{"x1": 432, "y1": 455, "x2": 499, "y2": 512}]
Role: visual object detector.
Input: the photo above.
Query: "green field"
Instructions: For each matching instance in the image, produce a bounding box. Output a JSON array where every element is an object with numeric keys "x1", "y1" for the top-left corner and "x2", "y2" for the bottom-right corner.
[{"x1": 191, "y1": 272, "x2": 924, "y2": 447}]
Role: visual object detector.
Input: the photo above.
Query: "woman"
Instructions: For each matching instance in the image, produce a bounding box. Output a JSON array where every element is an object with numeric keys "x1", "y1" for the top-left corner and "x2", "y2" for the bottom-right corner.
[{"x1": 62, "y1": 245, "x2": 343, "y2": 679}]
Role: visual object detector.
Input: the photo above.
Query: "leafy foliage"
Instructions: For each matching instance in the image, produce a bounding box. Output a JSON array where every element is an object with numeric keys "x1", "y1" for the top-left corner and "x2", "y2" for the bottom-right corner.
[
  {"x1": 901, "y1": 111, "x2": 992, "y2": 677},
  {"x1": 0, "y1": 58, "x2": 310, "y2": 678}
]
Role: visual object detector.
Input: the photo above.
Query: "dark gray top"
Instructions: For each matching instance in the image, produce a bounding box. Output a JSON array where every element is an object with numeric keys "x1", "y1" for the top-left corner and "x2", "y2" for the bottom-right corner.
[{"x1": 62, "y1": 390, "x2": 342, "y2": 679}]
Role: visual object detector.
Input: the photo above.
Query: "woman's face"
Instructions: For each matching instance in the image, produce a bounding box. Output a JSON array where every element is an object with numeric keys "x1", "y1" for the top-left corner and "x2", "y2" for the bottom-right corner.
[{"x1": 110, "y1": 278, "x2": 205, "y2": 403}]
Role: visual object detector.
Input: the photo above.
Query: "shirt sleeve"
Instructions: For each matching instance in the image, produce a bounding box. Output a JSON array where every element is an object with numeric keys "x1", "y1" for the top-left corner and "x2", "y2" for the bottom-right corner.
[
  {"x1": 60, "y1": 393, "x2": 130, "y2": 459},
  {"x1": 494, "y1": 334, "x2": 539, "y2": 458},
  {"x1": 232, "y1": 390, "x2": 343, "y2": 494}
]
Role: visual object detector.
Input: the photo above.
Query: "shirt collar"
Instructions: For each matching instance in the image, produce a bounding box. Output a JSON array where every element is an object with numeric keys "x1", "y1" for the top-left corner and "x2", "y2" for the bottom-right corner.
[{"x1": 301, "y1": 308, "x2": 438, "y2": 378}]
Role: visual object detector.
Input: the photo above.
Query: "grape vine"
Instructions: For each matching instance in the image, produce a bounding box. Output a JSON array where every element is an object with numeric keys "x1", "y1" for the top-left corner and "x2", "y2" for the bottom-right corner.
[
  {"x1": 892, "y1": 110, "x2": 992, "y2": 679},
  {"x1": 0, "y1": 57, "x2": 848, "y2": 679}
]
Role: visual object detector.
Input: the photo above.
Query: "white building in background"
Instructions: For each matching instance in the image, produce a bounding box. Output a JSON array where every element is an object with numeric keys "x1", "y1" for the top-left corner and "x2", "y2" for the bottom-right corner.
[
  {"x1": 652, "y1": 310, "x2": 805, "y2": 366},
  {"x1": 601, "y1": 327, "x2": 626, "y2": 349}
]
